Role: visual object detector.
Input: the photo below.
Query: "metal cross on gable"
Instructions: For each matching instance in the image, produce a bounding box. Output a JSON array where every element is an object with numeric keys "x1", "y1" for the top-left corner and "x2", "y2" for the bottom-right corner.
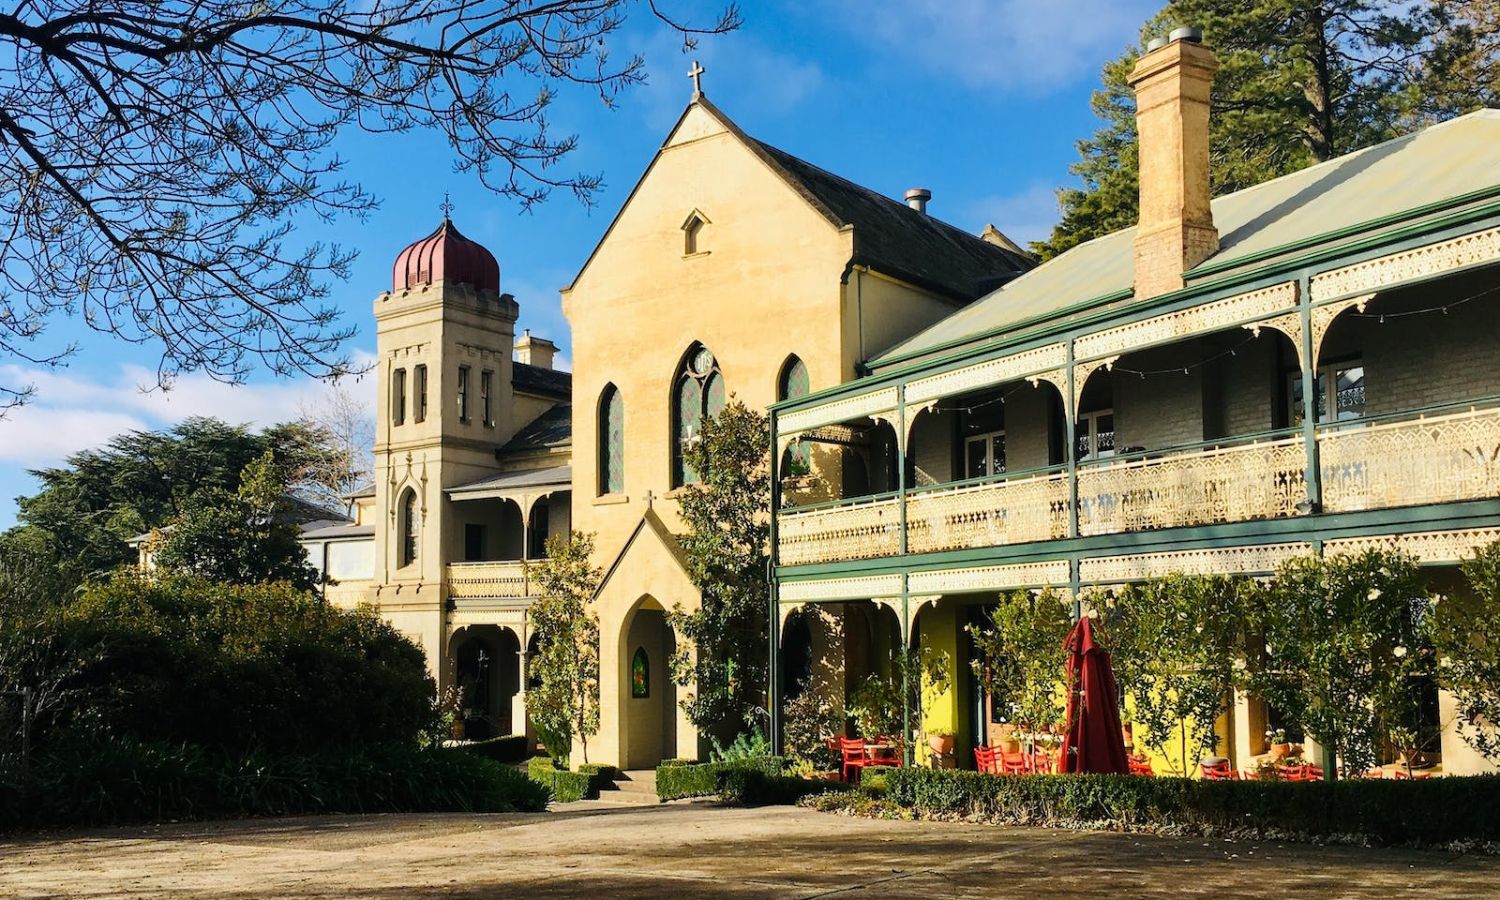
[{"x1": 688, "y1": 60, "x2": 705, "y2": 97}]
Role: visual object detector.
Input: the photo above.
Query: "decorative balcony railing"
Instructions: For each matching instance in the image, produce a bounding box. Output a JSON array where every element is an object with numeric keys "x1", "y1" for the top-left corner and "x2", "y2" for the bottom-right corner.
[
  {"x1": 1076, "y1": 434, "x2": 1306, "y2": 536},
  {"x1": 447, "y1": 560, "x2": 531, "y2": 599},
  {"x1": 1320, "y1": 404, "x2": 1500, "y2": 513},
  {"x1": 776, "y1": 494, "x2": 901, "y2": 566},
  {"x1": 906, "y1": 468, "x2": 1070, "y2": 554}
]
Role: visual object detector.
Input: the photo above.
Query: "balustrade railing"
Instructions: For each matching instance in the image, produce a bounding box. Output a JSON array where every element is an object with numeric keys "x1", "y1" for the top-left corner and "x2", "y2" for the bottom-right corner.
[
  {"x1": 1320, "y1": 404, "x2": 1500, "y2": 513},
  {"x1": 906, "y1": 468, "x2": 1069, "y2": 554},
  {"x1": 1076, "y1": 435, "x2": 1306, "y2": 536},
  {"x1": 446, "y1": 560, "x2": 531, "y2": 599},
  {"x1": 776, "y1": 494, "x2": 902, "y2": 566}
]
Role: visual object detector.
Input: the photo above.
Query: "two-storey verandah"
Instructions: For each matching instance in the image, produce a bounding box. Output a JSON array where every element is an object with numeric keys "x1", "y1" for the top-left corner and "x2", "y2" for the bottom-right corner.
[{"x1": 770, "y1": 201, "x2": 1500, "y2": 775}]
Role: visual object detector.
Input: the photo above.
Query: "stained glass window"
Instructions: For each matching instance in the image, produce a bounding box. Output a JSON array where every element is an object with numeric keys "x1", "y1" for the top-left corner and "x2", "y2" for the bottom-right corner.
[
  {"x1": 631, "y1": 646, "x2": 650, "y2": 698},
  {"x1": 778, "y1": 356, "x2": 811, "y2": 474},
  {"x1": 599, "y1": 385, "x2": 624, "y2": 495},
  {"x1": 673, "y1": 345, "x2": 723, "y2": 486}
]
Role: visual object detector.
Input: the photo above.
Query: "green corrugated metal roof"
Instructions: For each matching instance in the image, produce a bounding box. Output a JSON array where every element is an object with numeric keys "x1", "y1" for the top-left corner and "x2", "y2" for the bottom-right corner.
[{"x1": 873, "y1": 109, "x2": 1500, "y2": 367}]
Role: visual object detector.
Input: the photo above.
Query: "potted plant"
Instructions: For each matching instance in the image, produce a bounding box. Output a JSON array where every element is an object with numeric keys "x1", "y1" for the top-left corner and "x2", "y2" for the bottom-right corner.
[
  {"x1": 992, "y1": 722, "x2": 1022, "y2": 753},
  {"x1": 1265, "y1": 727, "x2": 1292, "y2": 759},
  {"x1": 927, "y1": 729, "x2": 955, "y2": 757}
]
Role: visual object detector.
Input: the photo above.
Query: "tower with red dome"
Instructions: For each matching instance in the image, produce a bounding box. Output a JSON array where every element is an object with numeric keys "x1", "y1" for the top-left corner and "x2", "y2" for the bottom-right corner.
[{"x1": 371, "y1": 215, "x2": 520, "y2": 653}]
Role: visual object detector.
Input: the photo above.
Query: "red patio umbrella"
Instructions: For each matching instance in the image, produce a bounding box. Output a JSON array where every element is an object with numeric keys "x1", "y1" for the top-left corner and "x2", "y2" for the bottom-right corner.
[{"x1": 1060, "y1": 615, "x2": 1130, "y2": 775}]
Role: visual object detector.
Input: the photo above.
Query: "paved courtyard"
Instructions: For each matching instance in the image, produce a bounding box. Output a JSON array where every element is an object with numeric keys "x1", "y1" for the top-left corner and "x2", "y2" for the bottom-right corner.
[{"x1": 1, "y1": 802, "x2": 1495, "y2": 899}]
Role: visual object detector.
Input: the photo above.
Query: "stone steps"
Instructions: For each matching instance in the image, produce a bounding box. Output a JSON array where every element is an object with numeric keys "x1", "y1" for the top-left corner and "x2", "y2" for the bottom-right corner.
[{"x1": 594, "y1": 769, "x2": 660, "y2": 805}]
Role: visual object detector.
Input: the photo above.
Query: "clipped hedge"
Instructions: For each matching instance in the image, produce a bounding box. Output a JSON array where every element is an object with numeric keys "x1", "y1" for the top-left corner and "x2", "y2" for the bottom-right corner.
[
  {"x1": 0, "y1": 739, "x2": 549, "y2": 832},
  {"x1": 655, "y1": 756, "x2": 784, "y2": 801},
  {"x1": 717, "y1": 768, "x2": 843, "y2": 807},
  {"x1": 525, "y1": 756, "x2": 602, "y2": 802},
  {"x1": 576, "y1": 763, "x2": 620, "y2": 795},
  {"x1": 883, "y1": 768, "x2": 1500, "y2": 846},
  {"x1": 457, "y1": 735, "x2": 530, "y2": 764}
]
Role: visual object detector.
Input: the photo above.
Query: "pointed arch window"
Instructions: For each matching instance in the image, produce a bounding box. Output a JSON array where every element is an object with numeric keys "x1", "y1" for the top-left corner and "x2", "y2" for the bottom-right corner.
[
  {"x1": 598, "y1": 384, "x2": 624, "y2": 496},
  {"x1": 631, "y1": 646, "x2": 650, "y2": 698},
  {"x1": 673, "y1": 344, "x2": 725, "y2": 487},
  {"x1": 778, "y1": 355, "x2": 811, "y2": 475},
  {"x1": 399, "y1": 488, "x2": 420, "y2": 568}
]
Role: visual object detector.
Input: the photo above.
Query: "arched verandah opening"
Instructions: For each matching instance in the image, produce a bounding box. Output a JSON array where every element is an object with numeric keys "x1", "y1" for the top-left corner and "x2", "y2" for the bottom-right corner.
[{"x1": 449, "y1": 624, "x2": 522, "y2": 740}]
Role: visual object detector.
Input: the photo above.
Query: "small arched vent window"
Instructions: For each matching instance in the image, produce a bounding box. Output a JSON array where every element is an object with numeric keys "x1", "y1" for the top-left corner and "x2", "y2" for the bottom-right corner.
[{"x1": 682, "y1": 210, "x2": 710, "y2": 255}]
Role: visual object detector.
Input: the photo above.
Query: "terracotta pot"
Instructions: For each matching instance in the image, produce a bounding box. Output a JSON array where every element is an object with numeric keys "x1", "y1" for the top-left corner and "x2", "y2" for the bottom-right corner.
[
  {"x1": 995, "y1": 738, "x2": 1022, "y2": 754},
  {"x1": 928, "y1": 733, "x2": 955, "y2": 756},
  {"x1": 1270, "y1": 742, "x2": 1292, "y2": 760}
]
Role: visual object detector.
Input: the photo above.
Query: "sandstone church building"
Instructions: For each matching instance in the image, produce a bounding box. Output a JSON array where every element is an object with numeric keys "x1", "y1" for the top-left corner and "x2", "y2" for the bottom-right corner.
[{"x1": 297, "y1": 32, "x2": 1500, "y2": 776}]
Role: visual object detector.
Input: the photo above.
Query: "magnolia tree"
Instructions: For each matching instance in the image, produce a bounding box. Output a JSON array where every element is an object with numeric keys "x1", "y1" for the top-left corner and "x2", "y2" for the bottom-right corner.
[
  {"x1": 669, "y1": 399, "x2": 770, "y2": 743},
  {"x1": 967, "y1": 588, "x2": 1071, "y2": 739},
  {"x1": 1247, "y1": 550, "x2": 1434, "y2": 778},
  {"x1": 1427, "y1": 541, "x2": 1500, "y2": 761},
  {"x1": 525, "y1": 532, "x2": 602, "y2": 765},
  {"x1": 1106, "y1": 575, "x2": 1253, "y2": 774}
]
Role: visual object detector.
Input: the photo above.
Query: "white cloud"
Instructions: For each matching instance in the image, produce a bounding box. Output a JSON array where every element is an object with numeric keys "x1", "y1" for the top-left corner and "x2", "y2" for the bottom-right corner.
[
  {"x1": 834, "y1": 0, "x2": 1157, "y2": 92},
  {"x1": 0, "y1": 363, "x2": 347, "y2": 467},
  {"x1": 966, "y1": 181, "x2": 1062, "y2": 248}
]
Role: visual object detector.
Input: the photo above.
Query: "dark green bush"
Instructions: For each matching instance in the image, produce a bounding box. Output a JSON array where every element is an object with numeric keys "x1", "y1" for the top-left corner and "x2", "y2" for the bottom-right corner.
[
  {"x1": 883, "y1": 768, "x2": 1500, "y2": 846},
  {"x1": 859, "y1": 765, "x2": 896, "y2": 794},
  {"x1": 576, "y1": 763, "x2": 620, "y2": 794},
  {"x1": 716, "y1": 768, "x2": 842, "y2": 807},
  {"x1": 458, "y1": 735, "x2": 530, "y2": 764},
  {"x1": 0, "y1": 739, "x2": 548, "y2": 831},
  {"x1": 655, "y1": 756, "x2": 784, "y2": 801},
  {"x1": 14, "y1": 573, "x2": 437, "y2": 755},
  {"x1": 528, "y1": 768, "x2": 594, "y2": 803}
]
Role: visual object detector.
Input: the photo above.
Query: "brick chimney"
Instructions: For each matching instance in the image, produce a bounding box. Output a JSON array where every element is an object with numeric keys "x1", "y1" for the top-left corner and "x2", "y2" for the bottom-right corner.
[
  {"x1": 514, "y1": 330, "x2": 558, "y2": 369},
  {"x1": 1128, "y1": 26, "x2": 1219, "y2": 299}
]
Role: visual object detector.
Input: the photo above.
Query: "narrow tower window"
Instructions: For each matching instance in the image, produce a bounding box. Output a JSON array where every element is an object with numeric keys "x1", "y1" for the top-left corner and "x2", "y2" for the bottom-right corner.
[
  {"x1": 392, "y1": 368, "x2": 407, "y2": 426},
  {"x1": 598, "y1": 384, "x2": 624, "y2": 495},
  {"x1": 399, "y1": 489, "x2": 420, "y2": 568},
  {"x1": 414, "y1": 364, "x2": 428, "y2": 423},
  {"x1": 481, "y1": 370, "x2": 494, "y2": 427},
  {"x1": 457, "y1": 365, "x2": 470, "y2": 423}
]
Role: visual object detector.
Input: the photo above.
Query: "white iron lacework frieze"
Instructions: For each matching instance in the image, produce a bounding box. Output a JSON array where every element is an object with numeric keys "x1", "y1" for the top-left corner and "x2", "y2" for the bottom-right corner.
[
  {"x1": 904, "y1": 343, "x2": 1068, "y2": 406},
  {"x1": 778, "y1": 386, "x2": 900, "y2": 436},
  {"x1": 1322, "y1": 528, "x2": 1500, "y2": 564},
  {"x1": 1309, "y1": 225, "x2": 1500, "y2": 303},
  {"x1": 907, "y1": 560, "x2": 1072, "y2": 596},
  {"x1": 778, "y1": 574, "x2": 903, "y2": 604},
  {"x1": 1073, "y1": 281, "x2": 1298, "y2": 362},
  {"x1": 1079, "y1": 543, "x2": 1314, "y2": 583}
]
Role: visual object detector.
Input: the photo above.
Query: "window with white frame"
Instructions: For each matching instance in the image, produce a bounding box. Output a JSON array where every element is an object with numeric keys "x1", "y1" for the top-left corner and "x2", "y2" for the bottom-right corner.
[
  {"x1": 1076, "y1": 409, "x2": 1116, "y2": 460},
  {"x1": 1287, "y1": 360, "x2": 1365, "y2": 426}
]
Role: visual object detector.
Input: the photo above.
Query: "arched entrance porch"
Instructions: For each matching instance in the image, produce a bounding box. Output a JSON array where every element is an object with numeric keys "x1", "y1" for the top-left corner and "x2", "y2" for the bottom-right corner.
[
  {"x1": 619, "y1": 595, "x2": 685, "y2": 769},
  {"x1": 448, "y1": 624, "x2": 522, "y2": 740}
]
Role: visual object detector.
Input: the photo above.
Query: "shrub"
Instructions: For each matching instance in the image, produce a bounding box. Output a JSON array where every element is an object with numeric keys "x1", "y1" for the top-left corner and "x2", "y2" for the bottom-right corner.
[
  {"x1": 458, "y1": 735, "x2": 530, "y2": 764},
  {"x1": 859, "y1": 765, "x2": 896, "y2": 794},
  {"x1": 716, "y1": 768, "x2": 841, "y2": 807},
  {"x1": 528, "y1": 768, "x2": 595, "y2": 803},
  {"x1": 0, "y1": 739, "x2": 548, "y2": 831},
  {"x1": 576, "y1": 763, "x2": 620, "y2": 794},
  {"x1": 655, "y1": 756, "x2": 784, "y2": 801},
  {"x1": 528, "y1": 756, "x2": 562, "y2": 778},
  {"x1": 16, "y1": 572, "x2": 437, "y2": 755},
  {"x1": 882, "y1": 768, "x2": 1500, "y2": 846}
]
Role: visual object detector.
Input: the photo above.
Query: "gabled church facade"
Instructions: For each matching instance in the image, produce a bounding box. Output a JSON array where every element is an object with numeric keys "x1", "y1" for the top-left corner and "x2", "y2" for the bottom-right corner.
[{"x1": 312, "y1": 88, "x2": 1031, "y2": 765}]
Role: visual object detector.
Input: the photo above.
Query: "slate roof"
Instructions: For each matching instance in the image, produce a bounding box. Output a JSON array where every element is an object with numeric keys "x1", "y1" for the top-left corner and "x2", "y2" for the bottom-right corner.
[
  {"x1": 748, "y1": 138, "x2": 1034, "y2": 301},
  {"x1": 499, "y1": 403, "x2": 572, "y2": 456},
  {"x1": 513, "y1": 362, "x2": 571, "y2": 399},
  {"x1": 299, "y1": 522, "x2": 375, "y2": 540},
  {"x1": 872, "y1": 109, "x2": 1500, "y2": 369}
]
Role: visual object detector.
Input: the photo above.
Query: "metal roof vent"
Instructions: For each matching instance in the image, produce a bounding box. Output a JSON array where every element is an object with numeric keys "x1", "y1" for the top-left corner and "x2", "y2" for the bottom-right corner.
[{"x1": 904, "y1": 187, "x2": 932, "y2": 214}]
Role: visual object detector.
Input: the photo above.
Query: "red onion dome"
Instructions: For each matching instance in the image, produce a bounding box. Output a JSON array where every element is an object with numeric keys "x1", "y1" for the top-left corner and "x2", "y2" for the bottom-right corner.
[{"x1": 391, "y1": 218, "x2": 500, "y2": 292}]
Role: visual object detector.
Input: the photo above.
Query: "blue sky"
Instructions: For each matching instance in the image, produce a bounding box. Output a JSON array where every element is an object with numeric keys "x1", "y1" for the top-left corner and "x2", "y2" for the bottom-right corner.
[{"x1": 0, "y1": 0, "x2": 1160, "y2": 527}]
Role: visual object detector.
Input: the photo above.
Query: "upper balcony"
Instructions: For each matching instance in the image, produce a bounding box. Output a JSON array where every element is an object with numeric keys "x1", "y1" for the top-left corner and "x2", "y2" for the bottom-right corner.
[
  {"x1": 443, "y1": 471, "x2": 570, "y2": 601},
  {"x1": 774, "y1": 253, "x2": 1500, "y2": 570}
]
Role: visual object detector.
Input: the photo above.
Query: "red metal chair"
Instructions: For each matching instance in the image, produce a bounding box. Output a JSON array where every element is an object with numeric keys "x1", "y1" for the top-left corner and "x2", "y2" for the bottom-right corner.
[
  {"x1": 1304, "y1": 764, "x2": 1325, "y2": 781},
  {"x1": 1029, "y1": 749, "x2": 1056, "y2": 774},
  {"x1": 1200, "y1": 760, "x2": 1236, "y2": 781},
  {"x1": 974, "y1": 745, "x2": 998, "y2": 775},
  {"x1": 1127, "y1": 753, "x2": 1155, "y2": 777},
  {"x1": 1000, "y1": 751, "x2": 1029, "y2": 775},
  {"x1": 1394, "y1": 769, "x2": 1431, "y2": 780},
  {"x1": 839, "y1": 738, "x2": 868, "y2": 783}
]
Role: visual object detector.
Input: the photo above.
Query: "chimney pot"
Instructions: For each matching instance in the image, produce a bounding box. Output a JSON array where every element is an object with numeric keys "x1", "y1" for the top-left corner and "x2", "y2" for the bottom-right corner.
[
  {"x1": 1146, "y1": 35, "x2": 1168, "y2": 51},
  {"x1": 1169, "y1": 25, "x2": 1204, "y2": 43},
  {"x1": 905, "y1": 187, "x2": 932, "y2": 214}
]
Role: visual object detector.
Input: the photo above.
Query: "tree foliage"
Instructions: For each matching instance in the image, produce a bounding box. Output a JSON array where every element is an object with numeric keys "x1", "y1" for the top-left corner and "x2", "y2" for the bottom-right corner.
[
  {"x1": 1036, "y1": 0, "x2": 1500, "y2": 259},
  {"x1": 670, "y1": 398, "x2": 770, "y2": 740},
  {"x1": 1427, "y1": 540, "x2": 1500, "y2": 761},
  {"x1": 1105, "y1": 575, "x2": 1253, "y2": 773},
  {"x1": 0, "y1": 0, "x2": 739, "y2": 410},
  {"x1": 153, "y1": 450, "x2": 322, "y2": 591},
  {"x1": 3, "y1": 570, "x2": 436, "y2": 755},
  {"x1": 2, "y1": 417, "x2": 341, "y2": 579},
  {"x1": 525, "y1": 531, "x2": 602, "y2": 765},
  {"x1": 968, "y1": 589, "x2": 1072, "y2": 737},
  {"x1": 1247, "y1": 550, "x2": 1434, "y2": 777}
]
